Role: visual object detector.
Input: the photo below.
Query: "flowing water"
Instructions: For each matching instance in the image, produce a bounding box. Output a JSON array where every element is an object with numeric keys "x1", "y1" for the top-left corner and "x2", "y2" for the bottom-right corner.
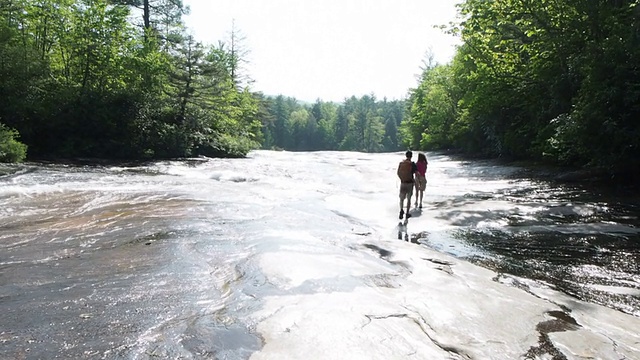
[{"x1": 0, "y1": 151, "x2": 638, "y2": 359}]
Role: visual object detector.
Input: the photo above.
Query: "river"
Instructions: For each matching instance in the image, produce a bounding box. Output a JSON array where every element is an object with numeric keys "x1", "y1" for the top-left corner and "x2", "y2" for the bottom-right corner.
[{"x1": 1, "y1": 150, "x2": 638, "y2": 359}]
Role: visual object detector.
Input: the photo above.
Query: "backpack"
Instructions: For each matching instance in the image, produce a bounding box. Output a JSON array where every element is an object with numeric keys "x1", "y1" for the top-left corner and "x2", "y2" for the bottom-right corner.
[{"x1": 397, "y1": 160, "x2": 414, "y2": 183}]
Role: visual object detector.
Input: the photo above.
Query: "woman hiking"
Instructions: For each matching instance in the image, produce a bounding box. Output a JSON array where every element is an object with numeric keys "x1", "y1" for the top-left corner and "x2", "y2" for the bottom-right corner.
[{"x1": 414, "y1": 153, "x2": 428, "y2": 209}]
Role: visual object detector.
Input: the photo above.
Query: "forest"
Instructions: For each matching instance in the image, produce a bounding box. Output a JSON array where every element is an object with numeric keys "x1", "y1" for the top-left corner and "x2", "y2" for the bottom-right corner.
[
  {"x1": 1, "y1": 0, "x2": 262, "y2": 161},
  {"x1": 403, "y1": 0, "x2": 640, "y2": 178},
  {"x1": 259, "y1": 95, "x2": 405, "y2": 153},
  {"x1": 1, "y1": 0, "x2": 639, "y2": 181}
]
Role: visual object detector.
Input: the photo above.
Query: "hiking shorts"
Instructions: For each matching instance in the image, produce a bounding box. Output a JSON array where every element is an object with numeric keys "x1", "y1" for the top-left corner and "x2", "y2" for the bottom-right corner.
[
  {"x1": 399, "y1": 182, "x2": 414, "y2": 199},
  {"x1": 415, "y1": 174, "x2": 427, "y2": 191}
]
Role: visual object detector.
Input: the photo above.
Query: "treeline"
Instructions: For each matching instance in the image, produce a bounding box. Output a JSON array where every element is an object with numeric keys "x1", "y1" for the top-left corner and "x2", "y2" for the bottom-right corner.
[
  {"x1": 260, "y1": 95, "x2": 405, "y2": 152},
  {"x1": 0, "y1": 0, "x2": 261, "y2": 161},
  {"x1": 402, "y1": 0, "x2": 640, "y2": 175},
  {"x1": 5, "y1": 0, "x2": 637, "y2": 171}
]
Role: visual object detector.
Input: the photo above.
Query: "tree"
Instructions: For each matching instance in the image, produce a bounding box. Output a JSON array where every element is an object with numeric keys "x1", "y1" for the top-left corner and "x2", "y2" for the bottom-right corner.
[
  {"x1": 363, "y1": 110, "x2": 384, "y2": 152},
  {"x1": 224, "y1": 20, "x2": 251, "y2": 88},
  {"x1": 110, "y1": 0, "x2": 188, "y2": 42},
  {"x1": 402, "y1": 63, "x2": 457, "y2": 150}
]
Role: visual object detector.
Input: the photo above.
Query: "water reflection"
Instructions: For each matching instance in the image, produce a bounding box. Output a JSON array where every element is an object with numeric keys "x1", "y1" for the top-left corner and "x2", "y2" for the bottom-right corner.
[
  {"x1": 452, "y1": 201, "x2": 640, "y2": 317},
  {"x1": 396, "y1": 211, "x2": 423, "y2": 244}
]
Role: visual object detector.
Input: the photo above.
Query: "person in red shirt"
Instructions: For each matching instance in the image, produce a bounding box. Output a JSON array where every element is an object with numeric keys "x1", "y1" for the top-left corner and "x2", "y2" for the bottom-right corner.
[{"x1": 414, "y1": 153, "x2": 428, "y2": 209}]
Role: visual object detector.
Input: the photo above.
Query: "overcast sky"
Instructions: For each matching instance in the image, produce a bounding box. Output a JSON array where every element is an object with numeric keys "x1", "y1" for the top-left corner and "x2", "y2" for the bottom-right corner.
[{"x1": 183, "y1": 0, "x2": 461, "y2": 103}]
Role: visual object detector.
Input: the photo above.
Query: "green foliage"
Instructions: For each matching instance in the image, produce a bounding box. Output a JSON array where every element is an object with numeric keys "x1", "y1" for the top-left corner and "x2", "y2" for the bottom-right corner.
[
  {"x1": 258, "y1": 95, "x2": 405, "y2": 153},
  {"x1": 401, "y1": 63, "x2": 458, "y2": 151},
  {"x1": 0, "y1": 123, "x2": 27, "y2": 163},
  {"x1": 0, "y1": 0, "x2": 260, "y2": 160},
  {"x1": 403, "y1": 0, "x2": 640, "y2": 176}
]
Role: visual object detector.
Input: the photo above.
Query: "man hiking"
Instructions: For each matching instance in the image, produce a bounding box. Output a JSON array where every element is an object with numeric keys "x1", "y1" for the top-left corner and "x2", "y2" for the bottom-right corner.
[{"x1": 397, "y1": 150, "x2": 417, "y2": 220}]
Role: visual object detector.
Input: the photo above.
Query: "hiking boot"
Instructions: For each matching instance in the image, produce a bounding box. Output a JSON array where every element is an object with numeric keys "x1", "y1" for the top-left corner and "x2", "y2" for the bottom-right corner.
[{"x1": 399, "y1": 210, "x2": 404, "y2": 219}]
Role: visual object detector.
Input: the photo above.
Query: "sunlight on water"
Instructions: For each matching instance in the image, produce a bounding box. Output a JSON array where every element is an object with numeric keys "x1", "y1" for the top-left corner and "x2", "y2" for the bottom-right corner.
[{"x1": 1, "y1": 151, "x2": 638, "y2": 359}]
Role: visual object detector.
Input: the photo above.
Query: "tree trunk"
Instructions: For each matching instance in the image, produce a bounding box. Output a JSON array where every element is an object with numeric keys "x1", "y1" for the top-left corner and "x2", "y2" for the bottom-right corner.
[{"x1": 143, "y1": 0, "x2": 150, "y2": 40}]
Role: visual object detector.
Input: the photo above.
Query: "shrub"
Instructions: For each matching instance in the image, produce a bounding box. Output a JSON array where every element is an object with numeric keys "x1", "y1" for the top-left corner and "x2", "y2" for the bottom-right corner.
[{"x1": 0, "y1": 123, "x2": 28, "y2": 163}]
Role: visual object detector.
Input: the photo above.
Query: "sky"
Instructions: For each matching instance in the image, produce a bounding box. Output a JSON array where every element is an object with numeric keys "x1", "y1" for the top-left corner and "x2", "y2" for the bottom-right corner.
[{"x1": 183, "y1": 0, "x2": 461, "y2": 103}]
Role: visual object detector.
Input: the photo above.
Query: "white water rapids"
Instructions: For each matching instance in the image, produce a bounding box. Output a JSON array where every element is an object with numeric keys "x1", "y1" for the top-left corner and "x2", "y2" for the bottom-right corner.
[{"x1": 0, "y1": 150, "x2": 638, "y2": 359}]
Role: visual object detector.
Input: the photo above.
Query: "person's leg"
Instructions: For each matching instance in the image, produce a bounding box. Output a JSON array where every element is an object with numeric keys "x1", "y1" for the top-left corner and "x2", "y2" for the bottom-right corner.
[
  {"x1": 414, "y1": 183, "x2": 418, "y2": 206},
  {"x1": 405, "y1": 185, "x2": 413, "y2": 218},
  {"x1": 399, "y1": 187, "x2": 406, "y2": 219},
  {"x1": 418, "y1": 176, "x2": 425, "y2": 208}
]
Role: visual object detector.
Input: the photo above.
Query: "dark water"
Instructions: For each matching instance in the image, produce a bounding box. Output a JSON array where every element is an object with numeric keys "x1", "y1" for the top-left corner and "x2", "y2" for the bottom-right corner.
[{"x1": 419, "y1": 164, "x2": 640, "y2": 317}]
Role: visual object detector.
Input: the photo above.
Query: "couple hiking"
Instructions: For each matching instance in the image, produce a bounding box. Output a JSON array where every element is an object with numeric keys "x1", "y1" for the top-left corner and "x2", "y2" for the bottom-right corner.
[{"x1": 397, "y1": 150, "x2": 428, "y2": 220}]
